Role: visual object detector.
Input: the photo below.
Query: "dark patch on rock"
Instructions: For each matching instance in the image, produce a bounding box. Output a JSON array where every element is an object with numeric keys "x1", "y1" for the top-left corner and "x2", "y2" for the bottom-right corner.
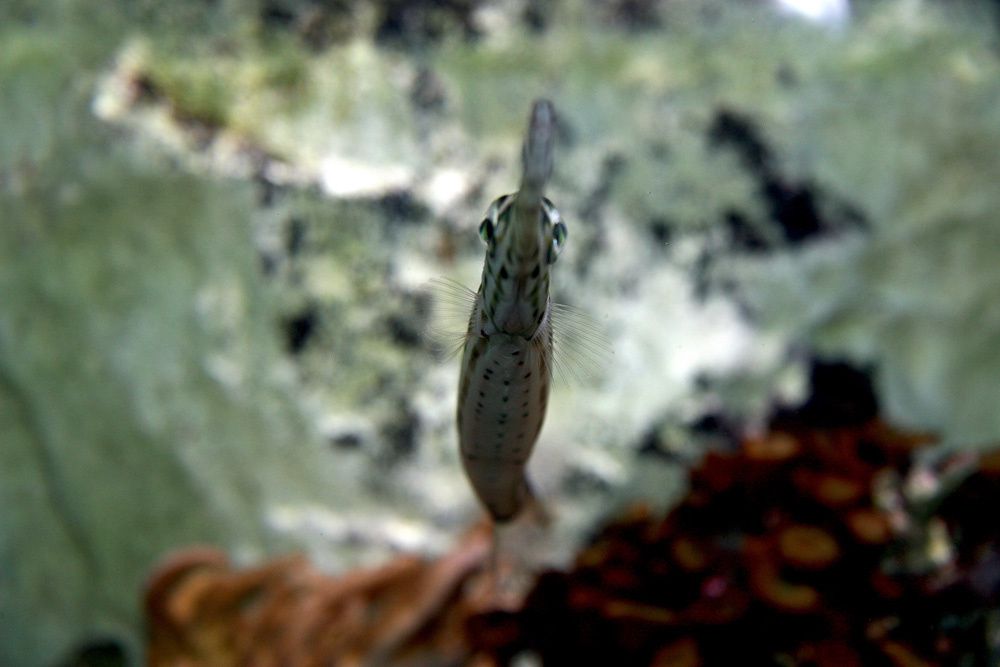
[
  {"x1": 707, "y1": 108, "x2": 867, "y2": 252},
  {"x1": 58, "y1": 639, "x2": 127, "y2": 667},
  {"x1": 522, "y1": 1, "x2": 551, "y2": 32},
  {"x1": 708, "y1": 109, "x2": 772, "y2": 172},
  {"x1": 688, "y1": 409, "x2": 740, "y2": 445},
  {"x1": 282, "y1": 305, "x2": 319, "y2": 354},
  {"x1": 286, "y1": 216, "x2": 307, "y2": 256},
  {"x1": 374, "y1": 0, "x2": 482, "y2": 46},
  {"x1": 376, "y1": 190, "x2": 429, "y2": 226},
  {"x1": 648, "y1": 140, "x2": 670, "y2": 161},
  {"x1": 259, "y1": 0, "x2": 358, "y2": 50},
  {"x1": 600, "y1": 0, "x2": 663, "y2": 31},
  {"x1": 648, "y1": 216, "x2": 673, "y2": 246},
  {"x1": 773, "y1": 359, "x2": 879, "y2": 429},
  {"x1": 562, "y1": 464, "x2": 614, "y2": 495},
  {"x1": 330, "y1": 431, "x2": 363, "y2": 449},
  {"x1": 776, "y1": 63, "x2": 798, "y2": 88},
  {"x1": 636, "y1": 425, "x2": 684, "y2": 464},
  {"x1": 690, "y1": 246, "x2": 715, "y2": 302},
  {"x1": 129, "y1": 73, "x2": 162, "y2": 105},
  {"x1": 255, "y1": 172, "x2": 280, "y2": 208},
  {"x1": 259, "y1": 252, "x2": 279, "y2": 276},
  {"x1": 575, "y1": 153, "x2": 626, "y2": 278},
  {"x1": 722, "y1": 209, "x2": 770, "y2": 251},
  {"x1": 381, "y1": 407, "x2": 419, "y2": 460},
  {"x1": 410, "y1": 66, "x2": 448, "y2": 113},
  {"x1": 260, "y1": 2, "x2": 296, "y2": 28},
  {"x1": 581, "y1": 153, "x2": 627, "y2": 223},
  {"x1": 386, "y1": 313, "x2": 422, "y2": 347},
  {"x1": 761, "y1": 179, "x2": 826, "y2": 243}
]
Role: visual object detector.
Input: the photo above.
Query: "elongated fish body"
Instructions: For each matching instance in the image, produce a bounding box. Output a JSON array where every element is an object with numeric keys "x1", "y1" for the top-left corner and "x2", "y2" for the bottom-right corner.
[{"x1": 457, "y1": 100, "x2": 567, "y2": 522}]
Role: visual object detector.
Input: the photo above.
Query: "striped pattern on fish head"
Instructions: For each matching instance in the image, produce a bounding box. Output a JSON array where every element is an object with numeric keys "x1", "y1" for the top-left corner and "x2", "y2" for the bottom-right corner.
[
  {"x1": 473, "y1": 194, "x2": 567, "y2": 340},
  {"x1": 473, "y1": 100, "x2": 567, "y2": 341}
]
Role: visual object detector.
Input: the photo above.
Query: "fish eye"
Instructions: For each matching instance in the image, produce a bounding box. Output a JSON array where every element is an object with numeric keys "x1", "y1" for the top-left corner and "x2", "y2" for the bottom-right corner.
[
  {"x1": 479, "y1": 218, "x2": 494, "y2": 244},
  {"x1": 553, "y1": 221, "x2": 567, "y2": 247},
  {"x1": 547, "y1": 222, "x2": 568, "y2": 264}
]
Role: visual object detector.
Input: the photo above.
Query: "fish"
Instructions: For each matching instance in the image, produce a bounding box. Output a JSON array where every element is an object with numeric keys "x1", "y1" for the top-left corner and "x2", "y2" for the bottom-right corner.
[{"x1": 454, "y1": 99, "x2": 574, "y2": 523}]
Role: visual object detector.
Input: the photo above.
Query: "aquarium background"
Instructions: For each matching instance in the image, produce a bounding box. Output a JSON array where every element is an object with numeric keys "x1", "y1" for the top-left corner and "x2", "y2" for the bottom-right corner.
[{"x1": 2, "y1": 0, "x2": 999, "y2": 665}]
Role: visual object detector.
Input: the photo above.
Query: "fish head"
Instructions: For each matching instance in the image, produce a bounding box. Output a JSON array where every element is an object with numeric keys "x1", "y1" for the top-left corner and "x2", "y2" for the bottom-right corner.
[{"x1": 477, "y1": 191, "x2": 567, "y2": 338}]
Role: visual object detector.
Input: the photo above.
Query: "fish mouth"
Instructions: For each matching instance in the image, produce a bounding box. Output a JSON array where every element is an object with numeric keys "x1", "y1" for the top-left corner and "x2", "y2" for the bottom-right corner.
[
  {"x1": 512, "y1": 98, "x2": 555, "y2": 261},
  {"x1": 521, "y1": 99, "x2": 555, "y2": 197}
]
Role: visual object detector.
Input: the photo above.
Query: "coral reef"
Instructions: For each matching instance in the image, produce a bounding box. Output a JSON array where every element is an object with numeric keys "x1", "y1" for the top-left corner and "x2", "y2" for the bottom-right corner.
[
  {"x1": 145, "y1": 527, "x2": 491, "y2": 667},
  {"x1": 144, "y1": 418, "x2": 1000, "y2": 666},
  {"x1": 471, "y1": 419, "x2": 1000, "y2": 665}
]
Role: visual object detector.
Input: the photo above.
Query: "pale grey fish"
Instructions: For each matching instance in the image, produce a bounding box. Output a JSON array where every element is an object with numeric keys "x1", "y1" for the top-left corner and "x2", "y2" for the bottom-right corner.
[{"x1": 455, "y1": 99, "x2": 569, "y2": 523}]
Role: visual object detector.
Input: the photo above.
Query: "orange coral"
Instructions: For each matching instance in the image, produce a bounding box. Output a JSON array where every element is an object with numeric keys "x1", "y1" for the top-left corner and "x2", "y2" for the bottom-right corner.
[{"x1": 145, "y1": 524, "x2": 491, "y2": 666}]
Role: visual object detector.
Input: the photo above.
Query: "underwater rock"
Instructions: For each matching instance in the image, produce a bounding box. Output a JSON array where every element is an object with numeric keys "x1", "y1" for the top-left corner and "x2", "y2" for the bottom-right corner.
[
  {"x1": 0, "y1": 122, "x2": 363, "y2": 665},
  {"x1": 9, "y1": 0, "x2": 1000, "y2": 664}
]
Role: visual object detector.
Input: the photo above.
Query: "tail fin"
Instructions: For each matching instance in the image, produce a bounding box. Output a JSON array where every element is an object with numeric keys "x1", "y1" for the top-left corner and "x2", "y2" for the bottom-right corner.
[{"x1": 518, "y1": 475, "x2": 552, "y2": 528}]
